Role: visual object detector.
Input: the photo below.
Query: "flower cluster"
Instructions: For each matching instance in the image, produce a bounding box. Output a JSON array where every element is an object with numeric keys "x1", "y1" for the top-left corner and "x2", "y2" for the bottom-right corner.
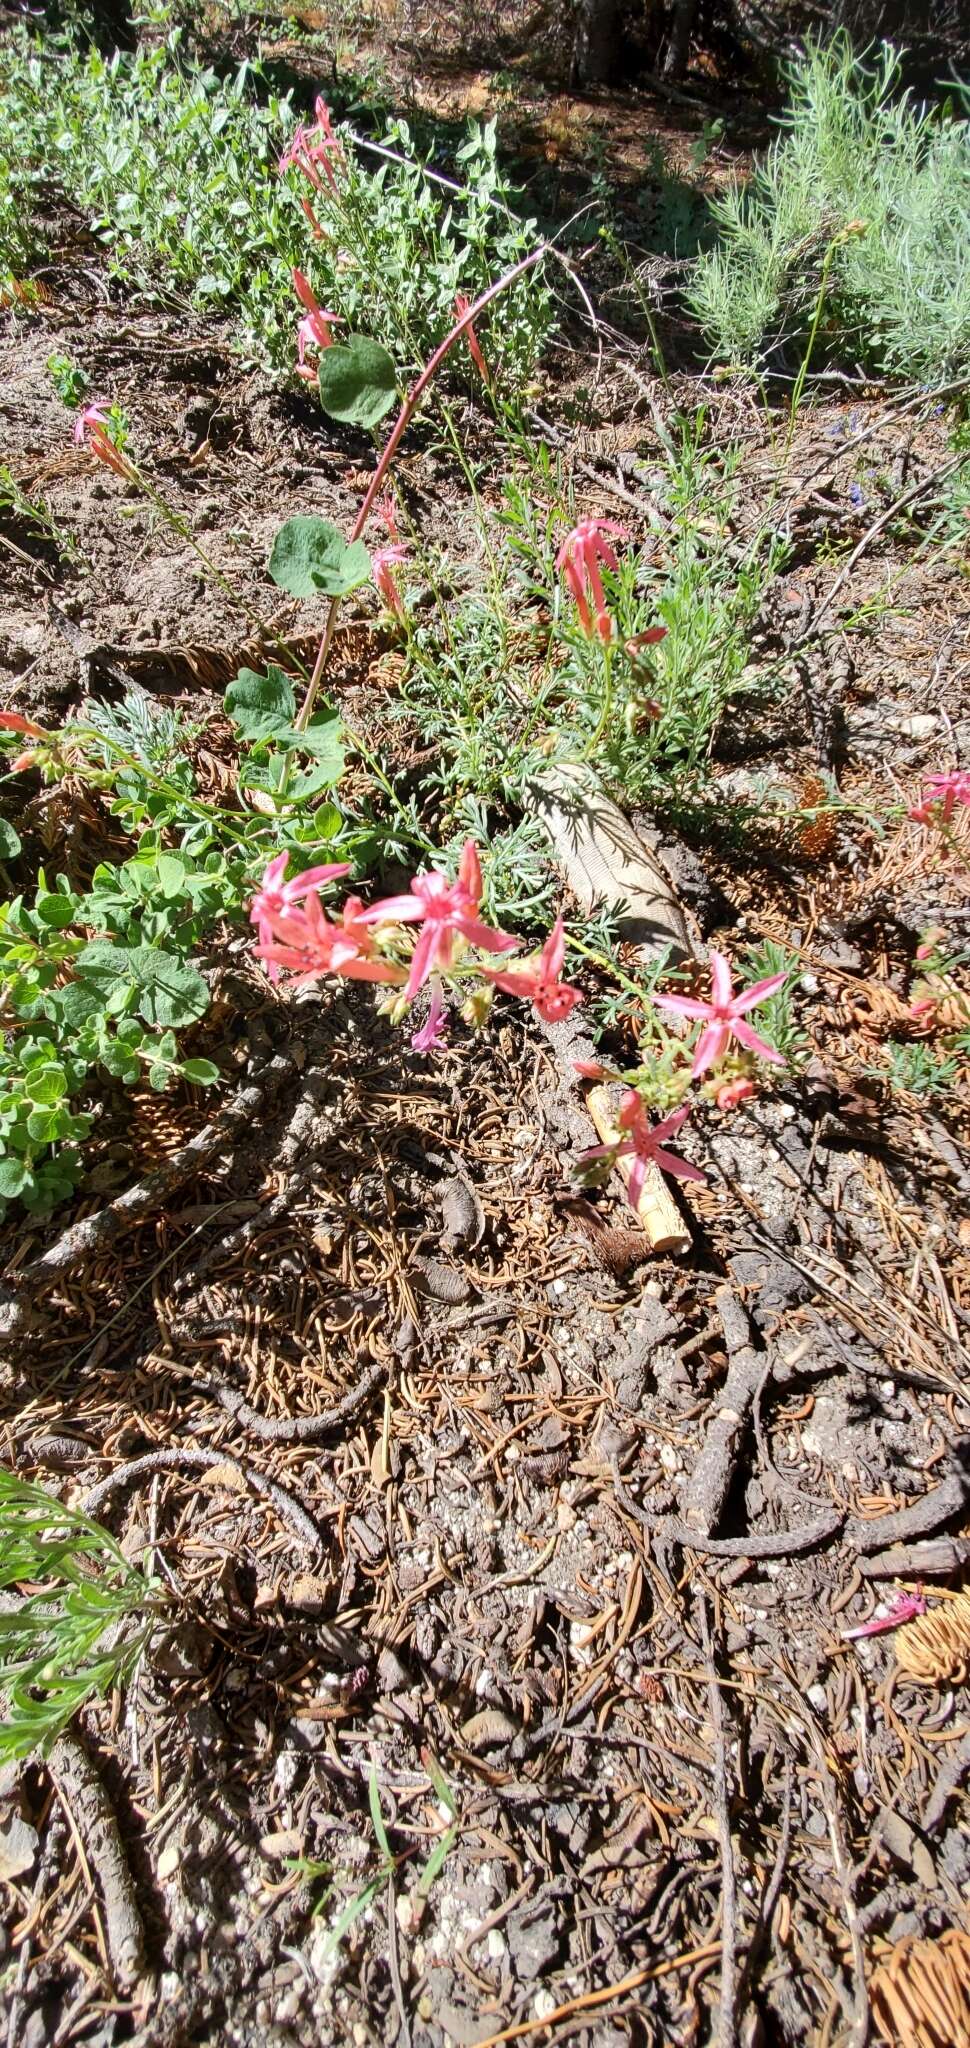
[
  {"x1": 572, "y1": 947, "x2": 787, "y2": 1205},
  {"x1": 279, "y1": 95, "x2": 343, "y2": 195},
  {"x1": 247, "y1": 846, "x2": 791, "y2": 1214},
  {"x1": 248, "y1": 843, "x2": 582, "y2": 1033},
  {"x1": 556, "y1": 519, "x2": 628, "y2": 644}
]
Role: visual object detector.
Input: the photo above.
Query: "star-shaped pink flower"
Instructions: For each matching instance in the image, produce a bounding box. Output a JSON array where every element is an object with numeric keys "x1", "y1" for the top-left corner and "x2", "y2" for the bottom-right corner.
[
  {"x1": 255, "y1": 892, "x2": 405, "y2": 987},
  {"x1": 249, "y1": 852, "x2": 351, "y2": 979},
  {"x1": 358, "y1": 840, "x2": 517, "y2": 998},
  {"x1": 908, "y1": 769, "x2": 970, "y2": 824},
  {"x1": 578, "y1": 1091, "x2": 706, "y2": 1209},
  {"x1": 652, "y1": 950, "x2": 786, "y2": 1077},
  {"x1": 484, "y1": 917, "x2": 582, "y2": 1023}
]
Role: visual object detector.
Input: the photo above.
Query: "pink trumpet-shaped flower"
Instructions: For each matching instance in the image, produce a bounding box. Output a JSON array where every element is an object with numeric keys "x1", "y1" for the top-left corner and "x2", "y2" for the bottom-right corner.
[
  {"x1": 255, "y1": 890, "x2": 406, "y2": 987},
  {"x1": 375, "y1": 496, "x2": 400, "y2": 542},
  {"x1": 454, "y1": 292, "x2": 489, "y2": 385},
  {"x1": 0, "y1": 711, "x2": 46, "y2": 738},
  {"x1": 0, "y1": 707, "x2": 49, "y2": 772},
  {"x1": 73, "y1": 404, "x2": 135, "y2": 481},
  {"x1": 279, "y1": 98, "x2": 343, "y2": 193},
  {"x1": 249, "y1": 853, "x2": 351, "y2": 980},
  {"x1": 908, "y1": 769, "x2": 970, "y2": 825},
  {"x1": 411, "y1": 976, "x2": 450, "y2": 1054},
  {"x1": 296, "y1": 306, "x2": 339, "y2": 381},
  {"x1": 578, "y1": 1091, "x2": 706, "y2": 1209},
  {"x1": 372, "y1": 544, "x2": 408, "y2": 619},
  {"x1": 842, "y1": 1589, "x2": 927, "y2": 1640},
  {"x1": 485, "y1": 917, "x2": 582, "y2": 1024},
  {"x1": 556, "y1": 518, "x2": 628, "y2": 644},
  {"x1": 358, "y1": 839, "x2": 518, "y2": 998},
  {"x1": 652, "y1": 951, "x2": 786, "y2": 1078}
]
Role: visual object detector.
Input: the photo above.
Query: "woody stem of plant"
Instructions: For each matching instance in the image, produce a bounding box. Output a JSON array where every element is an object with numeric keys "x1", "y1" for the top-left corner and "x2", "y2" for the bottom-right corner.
[{"x1": 294, "y1": 244, "x2": 549, "y2": 732}]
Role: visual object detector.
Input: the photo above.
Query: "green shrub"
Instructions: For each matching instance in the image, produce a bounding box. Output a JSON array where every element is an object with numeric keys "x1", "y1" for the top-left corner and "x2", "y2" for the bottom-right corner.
[
  {"x1": 688, "y1": 38, "x2": 970, "y2": 379},
  {"x1": 0, "y1": 29, "x2": 551, "y2": 385}
]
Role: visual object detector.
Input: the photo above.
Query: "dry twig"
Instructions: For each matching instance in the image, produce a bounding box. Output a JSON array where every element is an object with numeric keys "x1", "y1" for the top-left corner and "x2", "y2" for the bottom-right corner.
[
  {"x1": 82, "y1": 1445, "x2": 324, "y2": 1556},
  {"x1": 48, "y1": 1735, "x2": 145, "y2": 1992}
]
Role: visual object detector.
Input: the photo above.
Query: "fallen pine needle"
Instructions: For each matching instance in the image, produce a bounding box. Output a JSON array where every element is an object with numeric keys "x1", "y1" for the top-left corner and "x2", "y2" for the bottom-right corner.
[{"x1": 471, "y1": 1943, "x2": 722, "y2": 2048}]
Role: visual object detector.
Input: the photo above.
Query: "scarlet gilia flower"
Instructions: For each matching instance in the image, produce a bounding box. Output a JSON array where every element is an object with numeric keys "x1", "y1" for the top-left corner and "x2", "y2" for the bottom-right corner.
[
  {"x1": 292, "y1": 270, "x2": 340, "y2": 379},
  {"x1": 454, "y1": 292, "x2": 489, "y2": 385},
  {"x1": 73, "y1": 404, "x2": 135, "y2": 481},
  {"x1": 908, "y1": 770, "x2": 970, "y2": 825},
  {"x1": 411, "y1": 977, "x2": 449, "y2": 1055},
  {"x1": 485, "y1": 918, "x2": 582, "y2": 1024},
  {"x1": 372, "y1": 544, "x2": 408, "y2": 619},
  {"x1": 249, "y1": 853, "x2": 351, "y2": 980},
  {"x1": 578, "y1": 1091, "x2": 706, "y2": 1208},
  {"x1": 296, "y1": 308, "x2": 339, "y2": 380},
  {"x1": 375, "y1": 496, "x2": 400, "y2": 542},
  {"x1": 279, "y1": 96, "x2": 343, "y2": 193},
  {"x1": 358, "y1": 840, "x2": 517, "y2": 998},
  {"x1": 556, "y1": 519, "x2": 628, "y2": 643},
  {"x1": 716, "y1": 1077, "x2": 756, "y2": 1110},
  {"x1": 0, "y1": 708, "x2": 48, "y2": 772},
  {"x1": 653, "y1": 950, "x2": 786, "y2": 1078},
  {"x1": 255, "y1": 891, "x2": 406, "y2": 987}
]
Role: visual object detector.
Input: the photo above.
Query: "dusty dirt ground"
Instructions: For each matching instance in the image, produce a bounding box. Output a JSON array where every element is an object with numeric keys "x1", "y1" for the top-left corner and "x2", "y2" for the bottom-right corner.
[{"x1": 2, "y1": 53, "x2": 970, "y2": 2048}]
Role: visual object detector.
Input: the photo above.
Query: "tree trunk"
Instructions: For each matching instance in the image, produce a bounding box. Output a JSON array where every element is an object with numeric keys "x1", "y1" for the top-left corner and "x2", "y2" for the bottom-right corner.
[
  {"x1": 571, "y1": 0, "x2": 619, "y2": 85},
  {"x1": 662, "y1": 0, "x2": 699, "y2": 76}
]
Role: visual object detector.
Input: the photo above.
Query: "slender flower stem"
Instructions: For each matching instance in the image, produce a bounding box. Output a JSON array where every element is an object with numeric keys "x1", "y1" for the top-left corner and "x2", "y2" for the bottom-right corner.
[
  {"x1": 294, "y1": 245, "x2": 549, "y2": 732},
  {"x1": 583, "y1": 639, "x2": 614, "y2": 761}
]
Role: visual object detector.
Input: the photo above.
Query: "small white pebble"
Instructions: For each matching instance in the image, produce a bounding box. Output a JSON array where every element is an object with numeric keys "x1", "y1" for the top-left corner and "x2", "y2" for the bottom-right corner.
[
  {"x1": 533, "y1": 1991, "x2": 557, "y2": 2022},
  {"x1": 487, "y1": 1929, "x2": 506, "y2": 1960},
  {"x1": 807, "y1": 1684, "x2": 828, "y2": 1711}
]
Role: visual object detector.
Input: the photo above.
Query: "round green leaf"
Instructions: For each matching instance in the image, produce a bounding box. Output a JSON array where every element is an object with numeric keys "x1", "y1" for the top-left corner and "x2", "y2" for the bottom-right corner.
[
  {"x1": 317, "y1": 336, "x2": 397, "y2": 429},
  {"x1": 225, "y1": 665, "x2": 296, "y2": 743},
  {"x1": 182, "y1": 1058, "x2": 220, "y2": 1086},
  {"x1": 0, "y1": 820, "x2": 21, "y2": 860},
  {"x1": 268, "y1": 518, "x2": 371, "y2": 600},
  {"x1": 0, "y1": 1158, "x2": 29, "y2": 1199}
]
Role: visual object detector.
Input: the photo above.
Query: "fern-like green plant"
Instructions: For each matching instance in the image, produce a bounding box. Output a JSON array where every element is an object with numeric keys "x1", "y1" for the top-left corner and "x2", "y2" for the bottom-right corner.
[{"x1": 0, "y1": 1471, "x2": 163, "y2": 1762}]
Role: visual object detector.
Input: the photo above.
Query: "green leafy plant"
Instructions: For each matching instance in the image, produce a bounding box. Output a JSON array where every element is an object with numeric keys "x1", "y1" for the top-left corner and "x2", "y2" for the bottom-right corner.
[
  {"x1": 0, "y1": 684, "x2": 359, "y2": 1215},
  {"x1": 0, "y1": 1471, "x2": 161, "y2": 1763},
  {"x1": 0, "y1": 464, "x2": 79, "y2": 569},
  {"x1": 46, "y1": 352, "x2": 89, "y2": 408},
  {"x1": 869, "y1": 1039, "x2": 962, "y2": 1098},
  {"x1": 0, "y1": 31, "x2": 552, "y2": 387}
]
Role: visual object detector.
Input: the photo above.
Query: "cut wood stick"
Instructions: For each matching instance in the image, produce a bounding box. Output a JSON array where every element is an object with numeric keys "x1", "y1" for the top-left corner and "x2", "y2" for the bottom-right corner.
[
  {"x1": 587, "y1": 1085, "x2": 691, "y2": 1256},
  {"x1": 523, "y1": 762, "x2": 695, "y2": 964}
]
